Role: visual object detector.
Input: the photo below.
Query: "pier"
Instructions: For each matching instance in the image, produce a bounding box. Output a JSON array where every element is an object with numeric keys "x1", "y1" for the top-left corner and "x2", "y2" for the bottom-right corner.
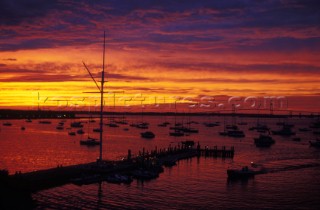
[
  {"x1": 3, "y1": 142, "x2": 234, "y2": 191},
  {"x1": 1, "y1": 142, "x2": 234, "y2": 209}
]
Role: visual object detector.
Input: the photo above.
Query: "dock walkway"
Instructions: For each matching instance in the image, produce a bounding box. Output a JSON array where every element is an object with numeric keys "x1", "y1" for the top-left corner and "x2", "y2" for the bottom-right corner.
[{"x1": 3, "y1": 143, "x2": 235, "y2": 193}]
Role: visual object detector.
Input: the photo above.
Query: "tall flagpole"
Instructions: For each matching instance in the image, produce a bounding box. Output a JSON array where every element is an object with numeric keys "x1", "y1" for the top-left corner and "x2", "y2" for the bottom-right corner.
[{"x1": 99, "y1": 31, "x2": 106, "y2": 162}]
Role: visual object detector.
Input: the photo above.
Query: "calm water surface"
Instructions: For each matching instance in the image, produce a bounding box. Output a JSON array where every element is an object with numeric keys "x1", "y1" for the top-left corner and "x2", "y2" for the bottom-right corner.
[{"x1": 1, "y1": 115, "x2": 319, "y2": 209}]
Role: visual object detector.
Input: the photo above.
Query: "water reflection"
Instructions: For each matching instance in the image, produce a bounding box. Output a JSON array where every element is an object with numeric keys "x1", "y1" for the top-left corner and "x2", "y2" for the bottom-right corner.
[
  {"x1": 96, "y1": 182, "x2": 103, "y2": 210},
  {"x1": 1, "y1": 115, "x2": 320, "y2": 209}
]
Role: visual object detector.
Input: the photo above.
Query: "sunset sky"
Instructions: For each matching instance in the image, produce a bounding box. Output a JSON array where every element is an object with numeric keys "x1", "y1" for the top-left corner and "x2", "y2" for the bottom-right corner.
[{"x1": 0, "y1": 0, "x2": 319, "y2": 112}]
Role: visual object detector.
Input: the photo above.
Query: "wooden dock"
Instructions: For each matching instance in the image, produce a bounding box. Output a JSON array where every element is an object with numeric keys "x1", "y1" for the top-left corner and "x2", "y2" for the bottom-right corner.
[
  {"x1": 5, "y1": 142, "x2": 235, "y2": 191},
  {"x1": 1, "y1": 142, "x2": 234, "y2": 209}
]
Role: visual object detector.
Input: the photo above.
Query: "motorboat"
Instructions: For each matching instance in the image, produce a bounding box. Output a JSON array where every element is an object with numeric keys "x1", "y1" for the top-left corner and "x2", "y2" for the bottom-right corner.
[
  {"x1": 292, "y1": 137, "x2": 301, "y2": 141},
  {"x1": 227, "y1": 130, "x2": 245, "y2": 138},
  {"x1": 313, "y1": 131, "x2": 320, "y2": 135},
  {"x1": 70, "y1": 122, "x2": 83, "y2": 128},
  {"x1": 299, "y1": 128, "x2": 311, "y2": 132},
  {"x1": 309, "y1": 139, "x2": 320, "y2": 148},
  {"x1": 77, "y1": 129, "x2": 85, "y2": 134},
  {"x1": 39, "y1": 120, "x2": 51, "y2": 124},
  {"x1": 68, "y1": 131, "x2": 76, "y2": 136},
  {"x1": 249, "y1": 124, "x2": 270, "y2": 133},
  {"x1": 140, "y1": 131, "x2": 155, "y2": 139},
  {"x1": 226, "y1": 125, "x2": 238, "y2": 130},
  {"x1": 219, "y1": 124, "x2": 245, "y2": 137},
  {"x1": 80, "y1": 137, "x2": 100, "y2": 146},
  {"x1": 219, "y1": 131, "x2": 228, "y2": 136},
  {"x1": 276, "y1": 122, "x2": 294, "y2": 127},
  {"x1": 93, "y1": 128, "x2": 101, "y2": 132},
  {"x1": 227, "y1": 166, "x2": 256, "y2": 179},
  {"x1": 2, "y1": 122, "x2": 12, "y2": 126},
  {"x1": 179, "y1": 127, "x2": 199, "y2": 133},
  {"x1": 254, "y1": 134, "x2": 275, "y2": 147},
  {"x1": 136, "y1": 123, "x2": 149, "y2": 129},
  {"x1": 203, "y1": 122, "x2": 220, "y2": 127},
  {"x1": 169, "y1": 130, "x2": 184, "y2": 137},
  {"x1": 56, "y1": 126, "x2": 64, "y2": 130},
  {"x1": 105, "y1": 123, "x2": 119, "y2": 127},
  {"x1": 310, "y1": 121, "x2": 320, "y2": 129},
  {"x1": 158, "y1": 122, "x2": 170, "y2": 127},
  {"x1": 272, "y1": 125, "x2": 295, "y2": 136}
]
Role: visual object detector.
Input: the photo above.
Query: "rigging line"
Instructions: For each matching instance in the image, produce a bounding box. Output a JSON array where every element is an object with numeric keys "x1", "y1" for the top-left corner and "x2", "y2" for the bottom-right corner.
[{"x1": 82, "y1": 61, "x2": 101, "y2": 92}]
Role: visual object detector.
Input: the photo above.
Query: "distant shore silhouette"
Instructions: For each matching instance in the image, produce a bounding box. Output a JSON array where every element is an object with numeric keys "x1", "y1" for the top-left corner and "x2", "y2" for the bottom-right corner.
[{"x1": 0, "y1": 109, "x2": 318, "y2": 120}]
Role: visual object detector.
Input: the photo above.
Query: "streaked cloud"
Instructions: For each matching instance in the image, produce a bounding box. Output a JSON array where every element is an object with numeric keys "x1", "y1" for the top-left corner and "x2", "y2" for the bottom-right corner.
[{"x1": 0, "y1": 0, "x2": 319, "y2": 111}]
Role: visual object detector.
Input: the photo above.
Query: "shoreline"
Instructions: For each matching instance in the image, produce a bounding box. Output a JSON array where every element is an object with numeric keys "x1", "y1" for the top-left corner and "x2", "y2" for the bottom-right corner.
[{"x1": 0, "y1": 109, "x2": 319, "y2": 120}]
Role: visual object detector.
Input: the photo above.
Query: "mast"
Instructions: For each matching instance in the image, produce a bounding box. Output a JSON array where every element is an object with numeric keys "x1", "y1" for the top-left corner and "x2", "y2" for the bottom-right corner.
[{"x1": 99, "y1": 31, "x2": 106, "y2": 162}]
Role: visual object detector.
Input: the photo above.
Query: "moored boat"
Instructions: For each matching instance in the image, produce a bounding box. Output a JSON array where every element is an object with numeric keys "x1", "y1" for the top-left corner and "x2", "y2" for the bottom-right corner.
[
  {"x1": 299, "y1": 128, "x2": 311, "y2": 132},
  {"x1": 39, "y1": 120, "x2": 51, "y2": 124},
  {"x1": 105, "y1": 123, "x2": 119, "y2": 127},
  {"x1": 272, "y1": 125, "x2": 295, "y2": 136},
  {"x1": 80, "y1": 137, "x2": 100, "y2": 146},
  {"x1": 131, "y1": 169, "x2": 159, "y2": 180},
  {"x1": 140, "y1": 131, "x2": 155, "y2": 139},
  {"x1": 93, "y1": 128, "x2": 101, "y2": 132},
  {"x1": 56, "y1": 126, "x2": 64, "y2": 130},
  {"x1": 169, "y1": 130, "x2": 184, "y2": 137},
  {"x1": 71, "y1": 174, "x2": 102, "y2": 186},
  {"x1": 136, "y1": 123, "x2": 149, "y2": 129},
  {"x1": 179, "y1": 127, "x2": 199, "y2": 133},
  {"x1": 203, "y1": 122, "x2": 220, "y2": 127},
  {"x1": 105, "y1": 174, "x2": 133, "y2": 184},
  {"x1": 158, "y1": 122, "x2": 170, "y2": 127},
  {"x1": 313, "y1": 131, "x2": 320, "y2": 135},
  {"x1": 249, "y1": 124, "x2": 270, "y2": 133},
  {"x1": 254, "y1": 134, "x2": 275, "y2": 147},
  {"x1": 292, "y1": 137, "x2": 301, "y2": 141},
  {"x1": 70, "y1": 122, "x2": 83, "y2": 128},
  {"x1": 68, "y1": 131, "x2": 76, "y2": 136},
  {"x1": 227, "y1": 130, "x2": 245, "y2": 138},
  {"x1": 309, "y1": 139, "x2": 320, "y2": 148},
  {"x1": 3, "y1": 122, "x2": 12, "y2": 126},
  {"x1": 77, "y1": 129, "x2": 85, "y2": 134},
  {"x1": 25, "y1": 119, "x2": 32, "y2": 123}
]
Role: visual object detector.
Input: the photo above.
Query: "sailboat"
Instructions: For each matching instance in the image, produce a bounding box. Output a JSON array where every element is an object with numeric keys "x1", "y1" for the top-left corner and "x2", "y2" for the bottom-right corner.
[
  {"x1": 81, "y1": 31, "x2": 108, "y2": 161},
  {"x1": 80, "y1": 103, "x2": 99, "y2": 146},
  {"x1": 169, "y1": 103, "x2": 184, "y2": 137}
]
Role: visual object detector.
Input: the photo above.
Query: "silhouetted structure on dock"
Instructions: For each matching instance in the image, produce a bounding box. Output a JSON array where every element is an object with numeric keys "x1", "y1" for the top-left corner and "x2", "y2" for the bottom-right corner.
[{"x1": 200, "y1": 146, "x2": 235, "y2": 158}]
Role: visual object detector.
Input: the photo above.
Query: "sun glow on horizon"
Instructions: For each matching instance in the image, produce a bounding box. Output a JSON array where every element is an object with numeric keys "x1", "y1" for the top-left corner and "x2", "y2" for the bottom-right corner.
[{"x1": 1, "y1": 1, "x2": 319, "y2": 112}]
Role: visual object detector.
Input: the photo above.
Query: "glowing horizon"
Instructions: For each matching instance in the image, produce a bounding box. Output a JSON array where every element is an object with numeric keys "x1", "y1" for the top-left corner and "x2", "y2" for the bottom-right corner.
[{"x1": 1, "y1": 1, "x2": 319, "y2": 112}]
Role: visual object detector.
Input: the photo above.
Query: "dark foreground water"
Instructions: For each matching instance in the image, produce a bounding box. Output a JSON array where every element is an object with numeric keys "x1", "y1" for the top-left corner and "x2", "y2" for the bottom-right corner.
[{"x1": 1, "y1": 115, "x2": 320, "y2": 209}]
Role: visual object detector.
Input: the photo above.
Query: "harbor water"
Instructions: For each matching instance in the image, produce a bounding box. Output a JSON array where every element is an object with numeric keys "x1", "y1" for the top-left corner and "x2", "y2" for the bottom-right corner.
[{"x1": 1, "y1": 115, "x2": 320, "y2": 209}]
